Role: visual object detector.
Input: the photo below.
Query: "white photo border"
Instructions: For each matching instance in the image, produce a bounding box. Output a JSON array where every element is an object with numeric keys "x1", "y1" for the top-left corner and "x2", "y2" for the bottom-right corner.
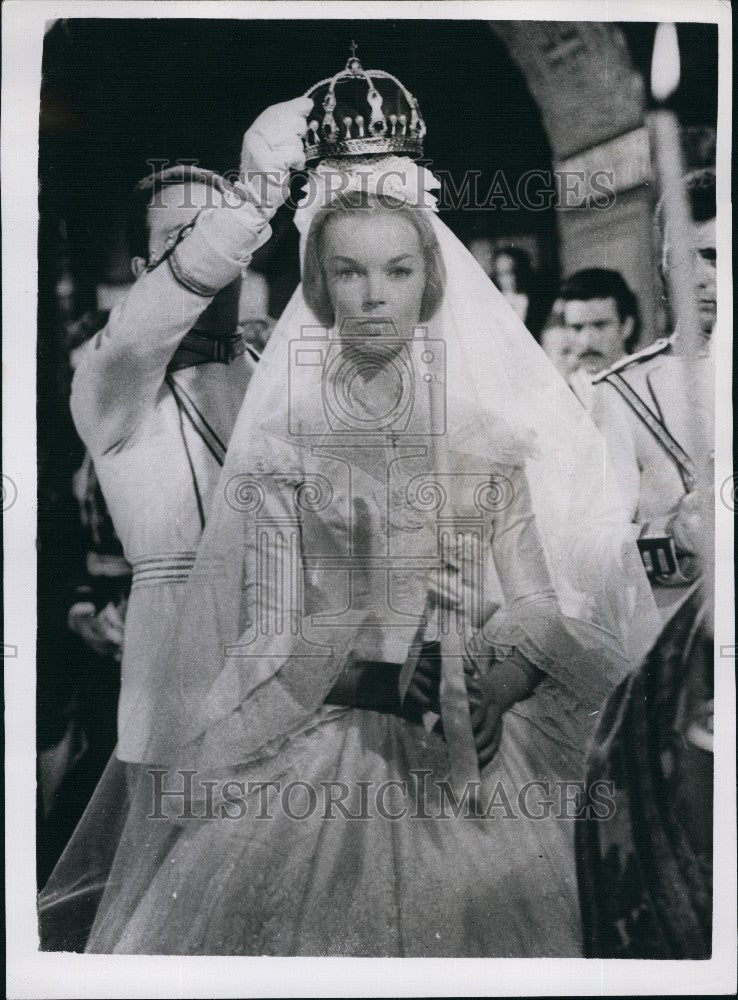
[{"x1": 3, "y1": 1, "x2": 734, "y2": 996}]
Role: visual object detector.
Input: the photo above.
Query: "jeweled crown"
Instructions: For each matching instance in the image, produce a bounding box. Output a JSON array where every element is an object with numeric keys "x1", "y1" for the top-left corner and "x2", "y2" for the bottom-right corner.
[{"x1": 303, "y1": 44, "x2": 426, "y2": 164}]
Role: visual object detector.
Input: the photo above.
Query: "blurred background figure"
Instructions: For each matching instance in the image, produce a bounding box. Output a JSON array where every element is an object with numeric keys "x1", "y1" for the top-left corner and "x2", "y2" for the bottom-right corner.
[
  {"x1": 467, "y1": 237, "x2": 548, "y2": 339},
  {"x1": 66, "y1": 311, "x2": 131, "y2": 742},
  {"x1": 66, "y1": 311, "x2": 131, "y2": 693},
  {"x1": 539, "y1": 299, "x2": 578, "y2": 380},
  {"x1": 491, "y1": 245, "x2": 535, "y2": 325},
  {"x1": 493, "y1": 245, "x2": 548, "y2": 339},
  {"x1": 237, "y1": 266, "x2": 275, "y2": 355}
]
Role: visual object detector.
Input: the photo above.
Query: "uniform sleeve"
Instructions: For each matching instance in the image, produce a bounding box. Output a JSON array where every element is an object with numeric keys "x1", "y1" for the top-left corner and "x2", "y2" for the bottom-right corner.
[
  {"x1": 589, "y1": 379, "x2": 641, "y2": 525},
  {"x1": 70, "y1": 200, "x2": 271, "y2": 457},
  {"x1": 589, "y1": 379, "x2": 673, "y2": 538}
]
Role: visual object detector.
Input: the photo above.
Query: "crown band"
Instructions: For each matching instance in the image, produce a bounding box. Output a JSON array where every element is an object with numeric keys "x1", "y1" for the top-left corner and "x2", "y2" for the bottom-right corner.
[{"x1": 303, "y1": 135, "x2": 424, "y2": 164}]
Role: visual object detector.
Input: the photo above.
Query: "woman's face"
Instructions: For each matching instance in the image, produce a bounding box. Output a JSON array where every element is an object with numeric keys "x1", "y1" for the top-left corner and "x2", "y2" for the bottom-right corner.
[
  {"x1": 321, "y1": 211, "x2": 426, "y2": 345},
  {"x1": 493, "y1": 253, "x2": 518, "y2": 295}
]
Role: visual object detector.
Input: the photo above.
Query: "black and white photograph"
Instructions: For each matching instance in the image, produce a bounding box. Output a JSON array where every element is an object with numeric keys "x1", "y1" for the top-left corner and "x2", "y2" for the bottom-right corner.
[{"x1": 3, "y1": 1, "x2": 735, "y2": 996}]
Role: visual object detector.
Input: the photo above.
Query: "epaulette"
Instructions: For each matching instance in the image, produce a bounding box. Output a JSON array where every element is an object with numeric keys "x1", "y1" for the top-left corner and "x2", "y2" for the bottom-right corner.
[{"x1": 591, "y1": 337, "x2": 672, "y2": 384}]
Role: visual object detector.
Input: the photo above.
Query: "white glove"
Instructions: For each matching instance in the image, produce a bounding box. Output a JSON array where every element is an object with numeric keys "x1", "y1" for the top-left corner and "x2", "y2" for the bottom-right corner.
[
  {"x1": 240, "y1": 96, "x2": 312, "y2": 217},
  {"x1": 167, "y1": 97, "x2": 311, "y2": 292},
  {"x1": 668, "y1": 487, "x2": 712, "y2": 556}
]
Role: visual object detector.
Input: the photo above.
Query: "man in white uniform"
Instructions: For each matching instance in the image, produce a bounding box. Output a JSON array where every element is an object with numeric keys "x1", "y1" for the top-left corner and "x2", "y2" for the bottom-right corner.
[
  {"x1": 70, "y1": 99, "x2": 310, "y2": 762},
  {"x1": 589, "y1": 169, "x2": 716, "y2": 617}
]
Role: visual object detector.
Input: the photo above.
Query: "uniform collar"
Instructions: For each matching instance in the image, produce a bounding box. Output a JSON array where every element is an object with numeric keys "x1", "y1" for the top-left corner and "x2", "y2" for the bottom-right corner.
[{"x1": 166, "y1": 328, "x2": 246, "y2": 373}]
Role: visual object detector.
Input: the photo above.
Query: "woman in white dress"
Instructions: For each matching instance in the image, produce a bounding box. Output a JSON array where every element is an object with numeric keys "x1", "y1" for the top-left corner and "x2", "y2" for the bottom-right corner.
[{"x1": 42, "y1": 58, "x2": 661, "y2": 957}]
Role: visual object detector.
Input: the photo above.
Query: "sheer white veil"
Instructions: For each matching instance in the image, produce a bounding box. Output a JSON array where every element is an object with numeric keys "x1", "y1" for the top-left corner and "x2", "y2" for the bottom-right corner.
[{"x1": 131, "y1": 156, "x2": 660, "y2": 771}]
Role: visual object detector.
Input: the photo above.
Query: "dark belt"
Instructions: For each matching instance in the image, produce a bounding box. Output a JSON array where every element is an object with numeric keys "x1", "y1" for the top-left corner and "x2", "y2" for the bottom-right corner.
[{"x1": 323, "y1": 641, "x2": 441, "y2": 717}]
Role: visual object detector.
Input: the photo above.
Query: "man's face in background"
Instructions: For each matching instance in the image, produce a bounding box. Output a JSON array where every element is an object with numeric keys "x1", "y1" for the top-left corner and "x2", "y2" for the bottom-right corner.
[
  {"x1": 663, "y1": 216, "x2": 717, "y2": 338},
  {"x1": 692, "y1": 218, "x2": 717, "y2": 335},
  {"x1": 562, "y1": 296, "x2": 634, "y2": 374},
  {"x1": 237, "y1": 269, "x2": 274, "y2": 353}
]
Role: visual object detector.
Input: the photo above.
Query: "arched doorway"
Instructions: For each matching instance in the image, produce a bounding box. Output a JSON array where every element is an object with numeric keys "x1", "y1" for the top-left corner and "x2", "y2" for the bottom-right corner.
[{"x1": 493, "y1": 21, "x2": 659, "y2": 343}]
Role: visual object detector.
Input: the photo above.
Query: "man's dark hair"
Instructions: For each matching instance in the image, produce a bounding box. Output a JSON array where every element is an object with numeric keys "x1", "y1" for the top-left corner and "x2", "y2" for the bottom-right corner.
[
  {"x1": 655, "y1": 167, "x2": 716, "y2": 244},
  {"x1": 125, "y1": 164, "x2": 229, "y2": 261},
  {"x1": 684, "y1": 167, "x2": 717, "y2": 223},
  {"x1": 559, "y1": 267, "x2": 640, "y2": 353}
]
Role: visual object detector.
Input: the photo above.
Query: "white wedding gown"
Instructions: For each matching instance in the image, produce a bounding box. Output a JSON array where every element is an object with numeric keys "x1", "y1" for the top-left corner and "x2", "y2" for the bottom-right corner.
[
  {"x1": 86, "y1": 405, "x2": 616, "y2": 956},
  {"x1": 43, "y1": 174, "x2": 660, "y2": 957}
]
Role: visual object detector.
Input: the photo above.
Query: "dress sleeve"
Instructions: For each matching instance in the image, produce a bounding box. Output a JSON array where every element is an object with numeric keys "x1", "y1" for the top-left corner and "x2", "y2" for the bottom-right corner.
[{"x1": 478, "y1": 462, "x2": 630, "y2": 707}]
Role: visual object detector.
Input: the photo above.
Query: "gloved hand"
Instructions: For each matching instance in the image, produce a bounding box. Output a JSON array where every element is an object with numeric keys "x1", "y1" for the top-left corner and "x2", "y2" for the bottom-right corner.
[
  {"x1": 166, "y1": 97, "x2": 312, "y2": 293},
  {"x1": 240, "y1": 96, "x2": 312, "y2": 218},
  {"x1": 464, "y1": 650, "x2": 543, "y2": 769},
  {"x1": 668, "y1": 488, "x2": 713, "y2": 557}
]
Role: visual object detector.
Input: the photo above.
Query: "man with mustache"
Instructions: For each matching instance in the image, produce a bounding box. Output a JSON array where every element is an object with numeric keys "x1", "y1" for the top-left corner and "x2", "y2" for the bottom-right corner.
[{"x1": 559, "y1": 267, "x2": 640, "y2": 406}]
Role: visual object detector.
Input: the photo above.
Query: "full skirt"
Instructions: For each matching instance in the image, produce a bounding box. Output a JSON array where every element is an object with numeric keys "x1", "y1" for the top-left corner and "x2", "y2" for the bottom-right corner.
[{"x1": 87, "y1": 689, "x2": 588, "y2": 956}]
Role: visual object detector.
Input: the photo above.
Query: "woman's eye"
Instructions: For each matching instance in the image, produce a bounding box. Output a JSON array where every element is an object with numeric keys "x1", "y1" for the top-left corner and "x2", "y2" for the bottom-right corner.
[
  {"x1": 336, "y1": 268, "x2": 358, "y2": 278},
  {"x1": 388, "y1": 267, "x2": 412, "y2": 278}
]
